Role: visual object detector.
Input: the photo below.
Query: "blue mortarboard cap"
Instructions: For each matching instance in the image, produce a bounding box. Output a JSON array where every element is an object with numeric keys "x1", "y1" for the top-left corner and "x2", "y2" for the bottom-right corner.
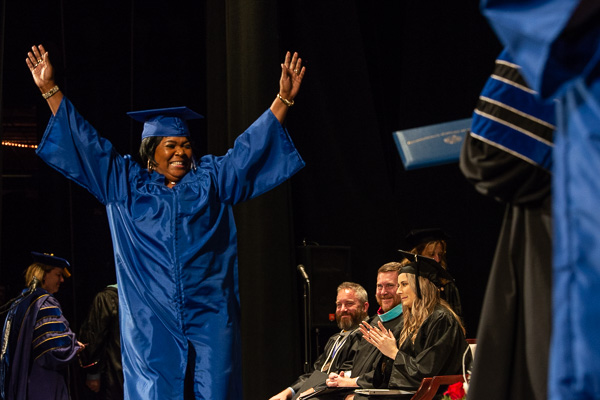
[
  {"x1": 127, "y1": 106, "x2": 204, "y2": 139},
  {"x1": 31, "y1": 252, "x2": 72, "y2": 277}
]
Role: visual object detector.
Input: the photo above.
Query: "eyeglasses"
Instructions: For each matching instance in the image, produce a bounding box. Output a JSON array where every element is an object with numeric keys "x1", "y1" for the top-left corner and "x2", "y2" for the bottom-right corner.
[{"x1": 376, "y1": 283, "x2": 399, "y2": 292}]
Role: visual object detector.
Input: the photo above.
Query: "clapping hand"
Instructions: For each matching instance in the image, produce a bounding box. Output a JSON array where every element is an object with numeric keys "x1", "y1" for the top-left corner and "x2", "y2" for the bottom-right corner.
[{"x1": 359, "y1": 320, "x2": 399, "y2": 360}]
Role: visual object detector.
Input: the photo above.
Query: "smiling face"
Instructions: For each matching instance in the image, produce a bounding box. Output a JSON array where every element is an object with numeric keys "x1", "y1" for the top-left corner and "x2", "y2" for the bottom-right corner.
[
  {"x1": 397, "y1": 273, "x2": 417, "y2": 310},
  {"x1": 42, "y1": 267, "x2": 65, "y2": 294},
  {"x1": 335, "y1": 288, "x2": 369, "y2": 331},
  {"x1": 153, "y1": 136, "x2": 193, "y2": 183},
  {"x1": 375, "y1": 271, "x2": 402, "y2": 312}
]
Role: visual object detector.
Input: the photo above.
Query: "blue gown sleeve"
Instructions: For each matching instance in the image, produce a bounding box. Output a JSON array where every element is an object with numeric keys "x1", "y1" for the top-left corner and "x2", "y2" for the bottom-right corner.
[
  {"x1": 206, "y1": 109, "x2": 305, "y2": 204},
  {"x1": 481, "y1": 0, "x2": 600, "y2": 98},
  {"x1": 37, "y1": 99, "x2": 304, "y2": 206},
  {"x1": 36, "y1": 97, "x2": 128, "y2": 205}
]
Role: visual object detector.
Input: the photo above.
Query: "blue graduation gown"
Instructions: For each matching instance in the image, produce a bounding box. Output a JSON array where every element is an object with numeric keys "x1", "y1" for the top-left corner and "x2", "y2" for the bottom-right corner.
[
  {"x1": 36, "y1": 98, "x2": 305, "y2": 400},
  {"x1": 481, "y1": 1, "x2": 600, "y2": 398}
]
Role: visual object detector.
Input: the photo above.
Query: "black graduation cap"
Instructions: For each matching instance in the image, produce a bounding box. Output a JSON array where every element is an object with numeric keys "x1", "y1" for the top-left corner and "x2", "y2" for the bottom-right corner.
[
  {"x1": 31, "y1": 252, "x2": 72, "y2": 278},
  {"x1": 397, "y1": 249, "x2": 454, "y2": 299},
  {"x1": 405, "y1": 228, "x2": 450, "y2": 249},
  {"x1": 127, "y1": 106, "x2": 204, "y2": 139}
]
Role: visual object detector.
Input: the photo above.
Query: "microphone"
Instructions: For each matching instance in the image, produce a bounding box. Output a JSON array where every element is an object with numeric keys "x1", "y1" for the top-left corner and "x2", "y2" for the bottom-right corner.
[{"x1": 297, "y1": 264, "x2": 310, "y2": 283}]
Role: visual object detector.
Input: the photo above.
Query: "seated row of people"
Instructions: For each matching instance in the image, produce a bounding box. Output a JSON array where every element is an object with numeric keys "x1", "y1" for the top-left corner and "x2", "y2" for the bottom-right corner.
[{"x1": 270, "y1": 232, "x2": 469, "y2": 400}]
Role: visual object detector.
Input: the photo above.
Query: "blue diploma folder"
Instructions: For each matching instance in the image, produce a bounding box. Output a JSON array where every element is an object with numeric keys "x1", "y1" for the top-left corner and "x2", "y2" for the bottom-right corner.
[{"x1": 393, "y1": 118, "x2": 471, "y2": 170}]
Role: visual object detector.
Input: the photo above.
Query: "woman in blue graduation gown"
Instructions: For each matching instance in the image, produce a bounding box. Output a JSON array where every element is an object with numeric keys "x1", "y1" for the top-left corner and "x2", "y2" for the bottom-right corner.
[{"x1": 25, "y1": 44, "x2": 306, "y2": 400}]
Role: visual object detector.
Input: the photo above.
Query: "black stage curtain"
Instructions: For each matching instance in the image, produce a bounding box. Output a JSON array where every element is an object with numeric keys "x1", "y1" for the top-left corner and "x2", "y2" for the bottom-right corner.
[
  {"x1": 204, "y1": 0, "x2": 302, "y2": 397},
  {"x1": 1, "y1": 1, "x2": 505, "y2": 400}
]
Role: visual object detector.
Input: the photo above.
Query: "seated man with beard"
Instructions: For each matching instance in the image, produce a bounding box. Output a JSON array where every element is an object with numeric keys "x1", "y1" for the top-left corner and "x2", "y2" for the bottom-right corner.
[
  {"x1": 269, "y1": 282, "x2": 369, "y2": 400},
  {"x1": 288, "y1": 262, "x2": 405, "y2": 400}
]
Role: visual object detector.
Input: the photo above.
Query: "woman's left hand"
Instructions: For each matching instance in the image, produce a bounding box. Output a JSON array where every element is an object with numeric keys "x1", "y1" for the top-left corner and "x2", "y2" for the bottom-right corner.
[
  {"x1": 278, "y1": 51, "x2": 305, "y2": 101},
  {"x1": 326, "y1": 371, "x2": 358, "y2": 388},
  {"x1": 360, "y1": 320, "x2": 399, "y2": 360}
]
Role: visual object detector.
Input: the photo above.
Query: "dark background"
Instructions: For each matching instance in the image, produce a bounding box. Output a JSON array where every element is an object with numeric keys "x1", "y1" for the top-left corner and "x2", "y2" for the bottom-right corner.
[{"x1": 0, "y1": 1, "x2": 504, "y2": 399}]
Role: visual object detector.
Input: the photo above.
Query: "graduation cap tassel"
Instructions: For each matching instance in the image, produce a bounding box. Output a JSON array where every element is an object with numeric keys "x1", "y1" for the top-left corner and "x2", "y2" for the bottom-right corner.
[{"x1": 415, "y1": 259, "x2": 422, "y2": 299}]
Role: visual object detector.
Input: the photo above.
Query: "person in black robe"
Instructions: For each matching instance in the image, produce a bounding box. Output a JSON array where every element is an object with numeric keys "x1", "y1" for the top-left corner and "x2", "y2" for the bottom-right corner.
[
  {"x1": 290, "y1": 263, "x2": 404, "y2": 400},
  {"x1": 459, "y1": 49, "x2": 554, "y2": 400},
  {"x1": 269, "y1": 282, "x2": 369, "y2": 400},
  {"x1": 325, "y1": 256, "x2": 469, "y2": 396},
  {"x1": 78, "y1": 284, "x2": 123, "y2": 400},
  {"x1": 404, "y1": 228, "x2": 462, "y2": 319},
  {"x1": 344, "y1": 263, "x2": 404, "y2": 386},
  {"x1": 0, "y1": 252, "x2": 83, "y2": 400}
]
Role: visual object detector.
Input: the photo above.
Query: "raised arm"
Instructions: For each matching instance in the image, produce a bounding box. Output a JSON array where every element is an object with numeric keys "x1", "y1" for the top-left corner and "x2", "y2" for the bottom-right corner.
[
  {"x1": 26, "y1": 44, "x2": 63, "y2": 115},
  {"x1": 270, "y1": 51, "x2": 306, "y2": 124}
]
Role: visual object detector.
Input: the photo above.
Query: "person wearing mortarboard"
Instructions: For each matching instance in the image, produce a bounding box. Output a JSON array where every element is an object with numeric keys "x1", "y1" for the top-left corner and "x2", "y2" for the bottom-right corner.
[
  {"x1": 25, "y1": 44, "x2": 306, "y2": 400},
  {"x1": 325, "y1": 252, "x2": 470, "y2": 393},
  {"x1": 404, "y1": 228, "x2": 463, "y2": 320},
  {"x1": 0, "y1": 252, "x2": 84, "y2": 400}
]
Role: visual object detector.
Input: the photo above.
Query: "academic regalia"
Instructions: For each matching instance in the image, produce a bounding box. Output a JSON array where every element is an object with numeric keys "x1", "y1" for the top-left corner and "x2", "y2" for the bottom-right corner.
[
  {"x1": 371, "y1": 305, "x2": 470, "y2": 391},
  {"x1": 306, "y1": 306, "x2": 404, "y2": 400},
  {"x1": 440, "y1": 282, "x2": 462, "y2": 320},
  {"x1": 460, "y1": 49, "x2": 554, "y2": 400},
  {"x1": 403, "y1": 229, "x2": 463, "y2": 320},
  {"x1": 0, "y1": 288, "x2": 80, "y2": 400},
  {"x1": 352, "y1": 305, "x2": 404, "y2": 386},
  {"x1": 478, "y1": 2, "x2": 600, "y2": 398},
  {"x1": 78, "y1": 285, "x2": 123, "y2": 400},
  {"x1": 36, "y1": 98, "x2": 305, "y2": 400},
  {"x1": 290, "y1": 328, "x2": 361, "y2": 399}
]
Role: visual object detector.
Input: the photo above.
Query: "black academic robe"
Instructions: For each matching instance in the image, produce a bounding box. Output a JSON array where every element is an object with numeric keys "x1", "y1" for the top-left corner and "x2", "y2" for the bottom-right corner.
[
  {"x1": 440, "y1": 281, "x2": 462, "y2": 320},
  {"x1": 459, "y1": 49, "x2": 554, "y2": 400},
  {"x1": 367, "y1": 305, "x2": 470, "y2": 391},
  {"x1": 460, "y1": 131, "x2": 552, "y2": 400},
  {"x1": 290, "y1": 328, "x2": 361, "y2": 398},
  {"x1": 78, "y1": 286, "x2": 123, "y2": 400},
  {"x1": 304, "y1": 312, "x2": 403, "y2": 400},
  {"x1": 350, "y1": 312, "x2": 403, "y2": 383}
]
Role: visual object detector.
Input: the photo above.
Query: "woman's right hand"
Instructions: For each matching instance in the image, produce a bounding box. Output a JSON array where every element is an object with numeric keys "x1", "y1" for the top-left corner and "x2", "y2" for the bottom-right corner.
[
  {"x1": 26, "y1": 44, "x2": 63, "y2": 114},
  {"x1": 360, "y1": 320, "x2": 399, "y2": 360},
  {"x1": 26, "y1": 44, "x2": 56, "y2": 92}
]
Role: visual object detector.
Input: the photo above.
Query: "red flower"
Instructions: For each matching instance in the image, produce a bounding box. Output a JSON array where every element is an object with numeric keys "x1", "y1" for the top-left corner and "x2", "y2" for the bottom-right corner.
[{"x1": 443, "y1": 381, "x2": 466, "y2": 400}]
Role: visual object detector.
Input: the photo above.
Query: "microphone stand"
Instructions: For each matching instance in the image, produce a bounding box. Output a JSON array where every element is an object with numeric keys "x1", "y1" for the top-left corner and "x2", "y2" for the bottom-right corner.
[{"x1": 300, "y1": 269, "x2": 312, "y2": 373}]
